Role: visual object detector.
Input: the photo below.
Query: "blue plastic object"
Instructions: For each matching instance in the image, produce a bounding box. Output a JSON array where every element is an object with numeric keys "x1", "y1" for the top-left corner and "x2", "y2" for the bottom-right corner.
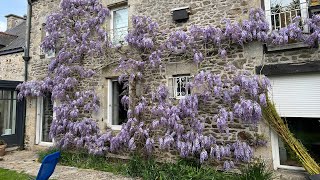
[{"x1": 36, "y1": 151, "x2": 61, "y2": 180}]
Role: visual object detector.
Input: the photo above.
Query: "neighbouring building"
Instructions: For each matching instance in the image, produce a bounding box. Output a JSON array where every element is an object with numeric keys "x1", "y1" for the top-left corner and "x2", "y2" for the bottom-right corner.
[
  {"x1": 23, "y1": 0, "x2": 320, "y2": 179},
  {"x1": 0, "y1": 14, "x2": 26, "y2": 148}
]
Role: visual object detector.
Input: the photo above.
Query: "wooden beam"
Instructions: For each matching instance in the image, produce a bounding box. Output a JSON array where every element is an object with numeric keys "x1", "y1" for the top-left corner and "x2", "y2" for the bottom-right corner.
[{"x1": 256, "y1": 62, "x2": 320, "y2": 76}]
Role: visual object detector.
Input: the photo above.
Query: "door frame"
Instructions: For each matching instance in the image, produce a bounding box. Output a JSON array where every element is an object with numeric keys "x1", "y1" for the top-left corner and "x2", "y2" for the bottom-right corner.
[{"x1": 0, "y1": 80, "x2": 25, "y2": 147}]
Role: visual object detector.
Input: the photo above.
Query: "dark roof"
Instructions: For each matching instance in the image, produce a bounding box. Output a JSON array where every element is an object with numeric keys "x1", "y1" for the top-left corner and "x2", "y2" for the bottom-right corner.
[
  {"x1": 0, "y1": 32, "x2": 17, "y2": 46},
  {"x1": 5, "y1": 14, "x2": 26, "y2": 20},
  {"x1": 0, "y1": 21, "x2": 26, "y2": 55}
]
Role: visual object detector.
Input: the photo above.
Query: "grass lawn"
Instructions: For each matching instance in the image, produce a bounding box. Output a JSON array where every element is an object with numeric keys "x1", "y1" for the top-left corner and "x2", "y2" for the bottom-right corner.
[{"x1": 0, "y1": 168, "x2": 33, "y2": 180}]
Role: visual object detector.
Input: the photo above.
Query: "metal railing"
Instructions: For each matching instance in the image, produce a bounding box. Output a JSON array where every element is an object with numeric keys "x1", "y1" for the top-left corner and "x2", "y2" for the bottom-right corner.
[
  {"x1": 171, "y1": 76, "x2": 192, "y2": 99},
  {"x1": 266, "y1": 1, "x2": 309, "y2": 31}
]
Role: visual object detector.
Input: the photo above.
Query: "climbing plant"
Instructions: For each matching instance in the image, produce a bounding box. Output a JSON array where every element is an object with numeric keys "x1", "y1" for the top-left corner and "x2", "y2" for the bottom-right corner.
[{"x1": 17, "y1": 0, "x2": 320, "y2": 173}]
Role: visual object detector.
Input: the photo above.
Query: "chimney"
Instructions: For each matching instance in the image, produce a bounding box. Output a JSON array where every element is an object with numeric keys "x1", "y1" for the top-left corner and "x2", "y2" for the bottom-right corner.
[{"x1": 5, "y1": 14, "x2": 26, "y2": 30}]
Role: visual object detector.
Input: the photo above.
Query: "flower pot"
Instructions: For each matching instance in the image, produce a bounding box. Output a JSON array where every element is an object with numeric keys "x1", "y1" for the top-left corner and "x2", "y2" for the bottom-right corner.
[{"x1": 0, "y1": 144, "x2": 7, "y2": 156}]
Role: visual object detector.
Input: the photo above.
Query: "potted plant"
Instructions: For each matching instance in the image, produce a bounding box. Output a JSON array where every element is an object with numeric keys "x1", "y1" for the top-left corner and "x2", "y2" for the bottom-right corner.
[{"x1": 0, "y1": 139, "x2": 7, "y2": 156}]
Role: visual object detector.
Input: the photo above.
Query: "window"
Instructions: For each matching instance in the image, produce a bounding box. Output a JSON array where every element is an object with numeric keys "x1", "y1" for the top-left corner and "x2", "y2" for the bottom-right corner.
[
  {"x1": 107, "y1": 79, "x2": 128, "y2": 130},
  {"x1": 277, "y1": 117, "x2": 320, "y2": 167},
  {"x1": 40, "y1": 23, "x2": 55, "y2": 58},
  {"x1": 0, "y1": 90, "x2": 17, "y2": 136},
  {"x1": 269, "y1": 73, "x2": 320, "y2": 170},
  {"x1": 169, "y1": 75, "x2": 192, "y2": 99},
  {"x1": 36, "y1": 93, "x2": 54, "y2": 146},
  {"x1": 264, "y1": 0, "x2": 308, "y2": 32},
  {"x1": 110, "y1": 6, "x2": 128, "y2": 45}
]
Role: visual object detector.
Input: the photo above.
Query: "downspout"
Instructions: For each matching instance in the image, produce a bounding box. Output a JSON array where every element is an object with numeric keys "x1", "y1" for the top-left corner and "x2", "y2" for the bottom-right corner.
[
  {"x1": 23, "y1": 0, "x2": 32, "y2": 81},
  {"x1": 20, "y1": 0, "x2": 32, "y2": 149}
]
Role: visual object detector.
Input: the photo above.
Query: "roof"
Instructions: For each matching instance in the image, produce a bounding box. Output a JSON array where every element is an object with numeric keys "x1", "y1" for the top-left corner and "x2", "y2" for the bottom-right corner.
[
  {"x1": 0, "y1": 21, "x2": 26, "y2": 55},
  {"x1": 4, "y1": 14, "x2": 26, "y2": 20},
  {"x1": 0, "y1": 32, "x2": 17, "y2": 46}
]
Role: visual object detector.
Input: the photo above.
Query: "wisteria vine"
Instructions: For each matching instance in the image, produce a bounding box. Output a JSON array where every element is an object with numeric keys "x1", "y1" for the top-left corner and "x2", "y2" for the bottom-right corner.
[{"x1": 17, "y1": 0, "x2": 320, "y2": 170}]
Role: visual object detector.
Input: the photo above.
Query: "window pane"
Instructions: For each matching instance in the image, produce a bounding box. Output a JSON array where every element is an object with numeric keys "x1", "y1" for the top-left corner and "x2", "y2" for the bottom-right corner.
[
  {"x1": 111, "y1": 81, "x2": 128, "y2": 125},
  {"x1": 279, "y1": 117, "x2": 320, "y2": 166},
  {"x1": 270, "y1": 0, "x2": 301, "y2": 30},
  {"x1": 113, "y1": 8, "x2": 128, "y2": 44},
  {"x1": 0, "y1": 90, "x2": 17, "y2": 136},
  {"x1": 173, "y1": 75, "x2": 191, "y2": 98},
  {"x1": 42, "y1": 94, "x2": 53, "y2": 142}
]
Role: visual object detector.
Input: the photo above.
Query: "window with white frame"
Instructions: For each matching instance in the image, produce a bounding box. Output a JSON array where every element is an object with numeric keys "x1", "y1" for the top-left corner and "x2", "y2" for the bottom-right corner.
[
  {"x1": 36, "y1": 93, "x2": 54, "y2": 146},
  {"x1": 169, "y1": 75, "x2": 192, "y2": 99},
  {"x1": 110, "y1": 6, "x2": 128, "y2": 45},
  {"x1": 264, "y1": 0, "x2": 308, "y2": 32},
  {"x1": 40, "y1": 23, "x2": 55, "y2": 58},
  {"x1": 269, "y1": 73, "x2": 320, "y2": 170},
  {"x1": 107, "y1": 79, "x2": 128, "y2": 130}
]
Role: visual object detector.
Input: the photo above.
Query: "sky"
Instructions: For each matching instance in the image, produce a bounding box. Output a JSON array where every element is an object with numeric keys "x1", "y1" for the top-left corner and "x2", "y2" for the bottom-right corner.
[
  {"x1": 271, "y1": 0, "x2": 299, "y2": 7},
  {"x1": 0, "y1": 0, "x2": 27, "y2": 32}
]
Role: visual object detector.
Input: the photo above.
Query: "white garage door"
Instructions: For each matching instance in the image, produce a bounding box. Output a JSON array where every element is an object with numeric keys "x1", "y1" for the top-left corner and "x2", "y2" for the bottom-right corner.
[{"x1": 269, "y1": 73, "x2": 320, "y2": 118}]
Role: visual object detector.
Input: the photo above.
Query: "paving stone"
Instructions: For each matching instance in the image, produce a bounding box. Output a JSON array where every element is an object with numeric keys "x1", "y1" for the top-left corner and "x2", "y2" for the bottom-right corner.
[{"x1": 0, "y1": 151, "x2": 134, "y2": 180}]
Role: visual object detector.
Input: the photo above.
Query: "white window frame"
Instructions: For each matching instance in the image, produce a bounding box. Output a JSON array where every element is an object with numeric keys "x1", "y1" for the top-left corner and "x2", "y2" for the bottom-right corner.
[
  {"x1": 110, "y1": 6, "x2": 128, "y2": 45},
  {"x1": 270, "y1": 130, "x2": 305, "y2": 171},
  {"x1": 168, "y1": 75, "x2": 192, "y2": 99},
  {"x1": 36, "y1": 97, "x2": 55, "y2": 146},
  {"x1": 268, "y1": 74, "x2": 311, "y2": 171},
  {"x1": 40, "y1": 31, "x2": 56, "y2": 58},
  {"x1": 264, "y1": 0, "x2": 309, "y2": 33},
  {"x1": 107, "y1": 79, "x2": 122, "y2": 131}
]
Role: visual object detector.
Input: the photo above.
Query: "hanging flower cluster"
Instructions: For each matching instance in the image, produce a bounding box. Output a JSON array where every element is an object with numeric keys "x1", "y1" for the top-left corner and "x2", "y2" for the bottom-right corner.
[{"x1": 17, "y1": 0, "x2": 111, "y2": 154}]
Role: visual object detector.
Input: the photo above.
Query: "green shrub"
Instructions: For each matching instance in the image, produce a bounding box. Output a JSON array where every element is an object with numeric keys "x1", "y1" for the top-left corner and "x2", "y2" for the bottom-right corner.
[
  {"x1": 38, "y1": 148, "x2": 273, "y2": 180},
  {"x1": 126, "y1": 155, "x2": 234, "y2": 180},
  {"x1": 237, "y1": 161, "x2": 273, "y2": 180}
]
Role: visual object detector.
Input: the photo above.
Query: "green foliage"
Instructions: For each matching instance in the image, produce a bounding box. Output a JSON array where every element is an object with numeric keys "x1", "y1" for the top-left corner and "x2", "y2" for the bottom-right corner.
[
  {"x1": 126, "y1": 155, "x2": 234, "y2": 180},
  {"x1": 38, "y1": 148, "x2": 273, "y2": 180},
  {"x1": 237, "y1": 161, "x2": 273, "y2": 180},
  {"x1": 0, "y1": 168, "x2": 34, "y2": 180}
]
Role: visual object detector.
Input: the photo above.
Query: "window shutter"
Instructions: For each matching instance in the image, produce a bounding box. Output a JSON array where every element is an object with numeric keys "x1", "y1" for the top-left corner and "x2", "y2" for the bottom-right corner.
[{"x1": 269, "y1": 73, "x2": 320, "y2": 118}]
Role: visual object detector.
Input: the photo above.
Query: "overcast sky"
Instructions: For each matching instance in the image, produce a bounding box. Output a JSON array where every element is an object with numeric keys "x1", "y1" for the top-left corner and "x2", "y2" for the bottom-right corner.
[
  {"x1": 271, "y1": 0, "x2": 300, "y2": 7},
  {"x1": 0, "y1": 0, "x2": 27, "y2": 32}
]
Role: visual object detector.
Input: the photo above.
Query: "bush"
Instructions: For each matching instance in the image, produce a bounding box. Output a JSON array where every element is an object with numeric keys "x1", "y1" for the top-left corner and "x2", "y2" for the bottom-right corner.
[
  {"x1": 237, "y1": 161, "x2": 273, "y2": 180},
  {"x1": 38, "y1": 148, "x2": 273, "y2": 180},
  {"x1": 126, "y1": 155, "x2": 233, "y2": 180}
]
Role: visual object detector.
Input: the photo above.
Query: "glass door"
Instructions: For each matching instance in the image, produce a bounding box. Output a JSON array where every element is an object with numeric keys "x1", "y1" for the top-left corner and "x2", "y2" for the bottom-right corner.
[{"x1": 0, "y1": 88, "x2": 24, "y2": 147}]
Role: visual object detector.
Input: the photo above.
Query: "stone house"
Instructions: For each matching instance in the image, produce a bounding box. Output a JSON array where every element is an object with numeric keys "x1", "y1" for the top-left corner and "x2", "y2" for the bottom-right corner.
[
  {"x1": 23, "y1": 0, "x2": 320, "y2": 179},
  {"x1": 0, "y1": 14, "x2": 26, "y2": 147}
]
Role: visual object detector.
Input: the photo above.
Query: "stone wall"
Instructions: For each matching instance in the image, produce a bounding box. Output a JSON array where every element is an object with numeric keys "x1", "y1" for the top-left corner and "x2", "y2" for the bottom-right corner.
[
  {"x1": 25, "y1": 0, "x2": 312, "y2": 179},
  {"x1": 126, "y1": 0, "x2": 272, "y2": 167},
  {"x1": 26, "y1": 0, "x2": 269, "y2": 163},
  {"x1": 263, "y1": 47, "x2": 320, "y2": 65},
  {"x1": 25, "y1": 0, "x2": 60, "y2": 149},
  {"x1": 0, "y1": 52, "x2": 25, "y2": 81}
]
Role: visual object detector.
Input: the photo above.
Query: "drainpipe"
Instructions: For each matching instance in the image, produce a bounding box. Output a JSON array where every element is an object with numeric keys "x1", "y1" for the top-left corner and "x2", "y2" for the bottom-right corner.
[
  {"x1": 20, "y1": 0, "x2": 32, "y2": 149},
  {"x1": 23, "y1": 0, "x2": 32, "y2": 82}
]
